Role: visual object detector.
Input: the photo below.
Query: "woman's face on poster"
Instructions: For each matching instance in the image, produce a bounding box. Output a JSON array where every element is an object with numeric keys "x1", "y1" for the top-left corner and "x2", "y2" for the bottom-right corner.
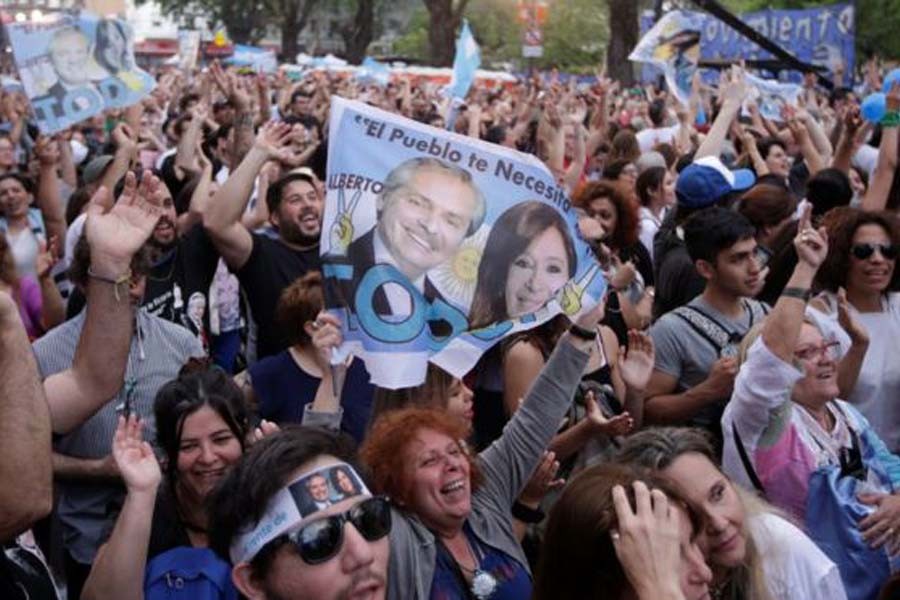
[
  {"x1": 102, "y1": 23, "x2": 128, "y2": 69},
  {"x1": 504, "y1": 225, "x2": 571, "y2": 319}
]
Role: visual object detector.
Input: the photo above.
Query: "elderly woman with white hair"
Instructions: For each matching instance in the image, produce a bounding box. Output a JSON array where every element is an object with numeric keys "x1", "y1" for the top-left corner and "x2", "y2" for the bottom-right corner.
[{"x1": 721, "y1": 207, "x2": 900, "y2": 600}]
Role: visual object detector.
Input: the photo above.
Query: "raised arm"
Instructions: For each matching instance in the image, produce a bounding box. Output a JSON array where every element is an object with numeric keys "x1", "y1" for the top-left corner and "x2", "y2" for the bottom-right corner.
[
  {"x1": 0, "y1": 291, "x2": 52, "y2": 542},
  {"x1": 696, "y1": 66, "x2": 746, "y2": 160},
  {"x1": 762, "y1": 206, "x2": 828, "y2": 362},
  {"x1": 43, "y1": 174, "x2": 163, "y2": 434},
  {"x1": 831, "y1": 105, "x2": 863, "y2": 174},
  {"x1": 203, "y1": 121, "x2": 292, "y2": 270},
  {"x1": 97, "y1": 124, "x2": 140, "y2": 209},
  {"x1": 479, "y1": 300, "x2": 603, "y2": 506},
  {"x1": 34, "y1": 135, "x2": 67, "y2": 254},
  {"x1": 82, "y1": 416, "x2": 161, "y2": 600},
  {"x1": 862, "y1": 82, "x2": 900, "y2": 212}
]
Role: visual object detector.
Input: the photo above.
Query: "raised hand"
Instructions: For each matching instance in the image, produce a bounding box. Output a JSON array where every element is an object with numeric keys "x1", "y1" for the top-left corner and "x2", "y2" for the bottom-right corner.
[
  {"x1": 721, "y1": 64, "x2": 747, "y2": 108},
  {"x1": 309, "y1": 311, "x2": 345, "y2": 371},
  {"x1": 210, "y1": 61, "x2": 250, "y2": 110},
  {"x1": 793, "y1": 204, "x2": 828, "y2": 269},
  {"x1": 35, "y1": 237, "x2": 59, "y2": 280},
  {"x1": 611, "y1": 482, "x2": 685, "y2": 600},
  {"x1": 618, "y1": 330, "x2": 655, "y2": 393},
  {"x1": 112, "y1": 415, "x2": 161, "y2": 495},
  {"x1": 585, "y1": 389, "x2": 634, "y2": 437},
  {"x1": 702, "y1": 356, "x2": 738, "y2": 399},
  {"x1": 84, "y1": 171, "x2": 164, "y2": 273},
  {"x1": 111, "y1": 123, "x2": 138, "y2": 154},
  {"x1": 837, "y1": 287, "x2": 869, "y2": 346},
  {"x1": 253, "y1": 120, "x2": 293, "y2": 161},
  {"x1": 518, "y1": 451, "x2": 565, "y2": 507}
]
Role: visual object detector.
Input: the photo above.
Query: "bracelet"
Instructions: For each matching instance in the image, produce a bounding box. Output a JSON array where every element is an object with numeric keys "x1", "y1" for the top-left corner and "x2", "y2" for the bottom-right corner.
[
  {"x1": 569, "y1": 323, "x2": 597, "y2": 341},
  {"x1": 781, "y1": 287, "x2": 811, "y2": 302},
  {"x1": 511, "y1": 500, "x2": 545, "y2": 524},
  {"x1": 881, "y1": 111, "x2": 900, "y2": 128},
  {"x1": 87, "y1": 267, "x2": 132, "y2": 303}
]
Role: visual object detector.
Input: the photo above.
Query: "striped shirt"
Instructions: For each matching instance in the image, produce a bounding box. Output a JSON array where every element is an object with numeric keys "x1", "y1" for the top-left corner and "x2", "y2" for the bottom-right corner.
[{"x1": 33, "y1": 308, "x2": 204, "y2": 564}]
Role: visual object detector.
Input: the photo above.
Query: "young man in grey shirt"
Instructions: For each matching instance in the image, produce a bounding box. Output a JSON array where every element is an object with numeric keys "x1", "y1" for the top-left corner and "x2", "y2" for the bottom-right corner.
[{"x1": 644, "y1": 207, "x2": 769, "y2": 439}]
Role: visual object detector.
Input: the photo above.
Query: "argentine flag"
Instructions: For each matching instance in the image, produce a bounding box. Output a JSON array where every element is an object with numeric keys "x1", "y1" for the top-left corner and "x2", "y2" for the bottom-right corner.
[{"x1": 447, "y1": 20, "x2": 480, "y2": 100}]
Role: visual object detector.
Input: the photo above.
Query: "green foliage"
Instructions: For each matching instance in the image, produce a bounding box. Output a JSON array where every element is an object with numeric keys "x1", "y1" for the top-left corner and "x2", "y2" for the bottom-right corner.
[
  {"x1": 539, "y1": 0, "x2": 608, "y2": 71},
  {"x1": 393, "y1": 0, "x2": 609, "y2": 70}
]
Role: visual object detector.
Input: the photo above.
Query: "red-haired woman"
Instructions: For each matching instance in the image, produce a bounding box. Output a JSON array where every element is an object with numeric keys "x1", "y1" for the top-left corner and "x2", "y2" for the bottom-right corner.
[{"x1": 358, "y1": 302, "x2": 607, "y2": 600}]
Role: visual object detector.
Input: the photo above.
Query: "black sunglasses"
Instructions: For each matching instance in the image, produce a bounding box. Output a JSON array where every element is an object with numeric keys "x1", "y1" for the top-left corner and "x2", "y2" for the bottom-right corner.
[
  {"x1": 851, "y1": 243, "x2": 899, "y2": 260},
  {"x1": 283, "y1": 496, "x2": 391, "y2": 565}
]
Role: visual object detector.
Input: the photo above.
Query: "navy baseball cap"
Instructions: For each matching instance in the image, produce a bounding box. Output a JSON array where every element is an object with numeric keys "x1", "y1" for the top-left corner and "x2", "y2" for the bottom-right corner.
[{"x1": 676, "y1": 156, "x2": 755, "y2": 209}]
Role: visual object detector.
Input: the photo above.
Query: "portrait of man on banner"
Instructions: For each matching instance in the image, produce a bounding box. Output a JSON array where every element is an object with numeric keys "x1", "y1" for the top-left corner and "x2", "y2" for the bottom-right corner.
[
  {"x1": 6, "y1": 11, "x2": 155, "y2": 134},
  {"x1": 322, "y1": 97, "x2": 606, "y2": 389}
]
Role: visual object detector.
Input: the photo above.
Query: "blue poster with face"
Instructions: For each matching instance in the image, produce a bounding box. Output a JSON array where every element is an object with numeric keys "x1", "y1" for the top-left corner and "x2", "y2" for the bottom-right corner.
[
  {"x1": 323, "y1": 97, "x2": 606, "y2": 388},
  {"x1": 6, "y1": 11, "x2": 156, "y2": 134}
]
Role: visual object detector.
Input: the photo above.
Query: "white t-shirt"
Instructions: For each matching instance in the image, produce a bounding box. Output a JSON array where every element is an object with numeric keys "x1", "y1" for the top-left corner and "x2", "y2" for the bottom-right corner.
[
  {"x1": 750, "y1": 512, "x2": 847, "y2": 600},
  {"x1": 636, "y1": 124, "x2": 680, "y2": 153},
  {"x1": 638, "y1": 205, "x2": 667, "y2": 261}
]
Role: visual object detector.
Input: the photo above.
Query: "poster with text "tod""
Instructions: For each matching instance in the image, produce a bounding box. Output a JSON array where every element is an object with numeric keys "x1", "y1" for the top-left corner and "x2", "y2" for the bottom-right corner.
[
  {"x1": 7, "y1": 11, "x2": 155, "y2": 134},
  {"x1": 323, "y1": 96, "x2": 606, "y2": 388}
]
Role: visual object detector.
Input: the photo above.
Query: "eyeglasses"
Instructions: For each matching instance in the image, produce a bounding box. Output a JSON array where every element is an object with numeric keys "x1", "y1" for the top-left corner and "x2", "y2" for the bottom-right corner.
[
  {"x1": 283, "y1": 496, "x2": 391, "y2": 565},
  {"x1": 850, "y1": 243, "x2": 899, "y2": 261},
  {"x1": 793, "y1": 340, "x2": 840, "y2": 362}
]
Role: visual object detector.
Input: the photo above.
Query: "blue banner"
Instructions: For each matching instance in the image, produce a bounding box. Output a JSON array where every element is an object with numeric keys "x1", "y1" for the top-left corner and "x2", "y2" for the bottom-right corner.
[
  {"x1": 640, "y1": 4, "x2": 855, "y2": 87},
  {"x1": 323, "y1": 97, "x2": 605, "y2": 388},
  {"x1": 7, "y1": 11, "x2": 155, "y2": 134}
]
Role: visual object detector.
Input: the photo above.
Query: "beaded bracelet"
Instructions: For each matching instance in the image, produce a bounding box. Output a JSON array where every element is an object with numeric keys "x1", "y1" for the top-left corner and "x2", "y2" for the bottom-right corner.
[{"x1": 881, "y1": 111, "x2": 900, "y2": 128}]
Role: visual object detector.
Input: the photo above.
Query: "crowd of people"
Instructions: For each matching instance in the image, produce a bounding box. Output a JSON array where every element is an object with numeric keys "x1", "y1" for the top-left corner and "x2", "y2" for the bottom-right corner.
[{"x1": 2, "y1": 33, "x2": 900, "y2": 600}]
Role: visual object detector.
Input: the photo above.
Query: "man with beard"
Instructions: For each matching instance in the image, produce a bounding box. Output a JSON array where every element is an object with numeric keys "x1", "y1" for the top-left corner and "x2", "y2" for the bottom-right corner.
[
  {"x1": 131, "y1": 169, "x2": 220, "y2": 348},
  {"x1": 204, "y1": 122, "x2": 323, "y2": 359}
]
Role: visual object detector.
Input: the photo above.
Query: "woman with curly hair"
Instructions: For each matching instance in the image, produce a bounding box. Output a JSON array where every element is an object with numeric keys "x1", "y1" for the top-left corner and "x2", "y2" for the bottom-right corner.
[
  {"x1": 575, "y1": 180, "x2": 655, "y2": 340},
  {"x1": 810, "y1": 208, "x2": 900, "y2": 452}
]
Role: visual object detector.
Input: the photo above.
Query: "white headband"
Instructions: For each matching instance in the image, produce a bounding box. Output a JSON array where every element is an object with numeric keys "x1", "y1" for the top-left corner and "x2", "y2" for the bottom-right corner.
[{"x1": 230, "y1": 462, "x2": 371, "y2": 564}]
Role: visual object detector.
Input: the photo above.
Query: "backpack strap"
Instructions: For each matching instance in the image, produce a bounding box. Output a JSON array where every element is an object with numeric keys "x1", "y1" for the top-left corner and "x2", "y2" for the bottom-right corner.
[
  {"x1": 672, "y1": 305, "x2": 731, "y2": 354},
  {"x1": 731, "y1": 421, "x2": 767, "y2": 496}
]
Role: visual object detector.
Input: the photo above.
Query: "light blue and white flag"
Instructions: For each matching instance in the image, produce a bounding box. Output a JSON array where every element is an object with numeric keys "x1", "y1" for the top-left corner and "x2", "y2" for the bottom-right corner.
[
  {"x1": 322, "y1": 97, "x2": 606, "y2": 388},
  {"x1": 357, "y1": 57, "x2": 392, "y2": 87},
  {"x1": 629, "y1": 10, "x2": 704, "y2": 106},
  {"x1": 447, "y1": 20, "x2": 480, "y2": 100},
  {"x1": 743, "y1": 73, "x2": 803, "y2": 121},
  {"x1": 6, "y1": 11, "x2": 155, "y2": 134}
]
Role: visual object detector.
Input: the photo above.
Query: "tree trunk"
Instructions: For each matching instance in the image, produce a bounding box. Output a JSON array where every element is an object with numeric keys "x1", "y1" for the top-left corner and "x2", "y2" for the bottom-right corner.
[
  {"x1": 281, "y1": 1, "x2": 302, "y2": 62},
  {"x1": 606, "y1": 0, "x2": 638, "y2": 86},
  {"x1": 341, "y1": 0, "x2": 376, "y2": 64},
  {"x1": 423, "y1": 0, "x2": 468, "y2": 66}
]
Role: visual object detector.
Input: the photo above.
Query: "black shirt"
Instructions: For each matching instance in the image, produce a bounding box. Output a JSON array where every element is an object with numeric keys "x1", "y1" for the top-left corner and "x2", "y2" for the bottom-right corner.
[
  {"x1": 0, "y1": 536, "x2": 59, "y2": 600},
  {"x1": 143, "y1": 225, "x2": 221, "y2": 350},
  {"x1": 237, "y1": 233, "x2": 320, "y2": 359}
]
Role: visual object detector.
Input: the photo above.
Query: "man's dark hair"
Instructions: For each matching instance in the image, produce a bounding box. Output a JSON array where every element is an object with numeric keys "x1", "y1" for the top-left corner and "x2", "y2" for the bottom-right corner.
[
  {"x1": 756, "y1": 137, "x2": 786, "y2": 161},
  {"x1": 806, "y1": 168, "x2": 853, "y2": 217},
  {"x1": 683, "y1": 206, "x2": 756, "y2": 265},
  {"x1": 178, "y1": 93, "x2": 201, "y2": 113},
  {"x1": 290, "y1": 89, "x2": 313, "y2": 104},
  {"x1": 208, "y1": 426, "x2": 361, "y2": 573},
  {"x1": 0, "y1": 172, "x2": 34, "y2": 194},
  {"x1": 266, "y1": 171, "x2": 317, "y2": 215},
  {"x1": 648, "y1": 99, "x2": 666, "y2": 128}
]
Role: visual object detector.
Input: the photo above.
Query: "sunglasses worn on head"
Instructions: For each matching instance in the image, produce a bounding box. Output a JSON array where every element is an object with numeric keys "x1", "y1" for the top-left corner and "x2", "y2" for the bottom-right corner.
[
  {"x1": 283, "y1": 496, "x2": 391, "y2": 565},
  {"x1": 851, "y1": 243, "x2": 899, "y2": 260}
]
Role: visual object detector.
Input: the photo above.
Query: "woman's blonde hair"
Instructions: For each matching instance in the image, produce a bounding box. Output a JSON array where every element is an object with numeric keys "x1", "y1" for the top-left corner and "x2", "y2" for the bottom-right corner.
[{"x1": 618, "y1": 427, "x2": 774, "y2": 600}]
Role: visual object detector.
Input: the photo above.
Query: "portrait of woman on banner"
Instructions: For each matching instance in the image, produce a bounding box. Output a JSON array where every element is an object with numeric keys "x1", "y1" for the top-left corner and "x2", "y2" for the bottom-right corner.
[{"x1": 468, "y1": 200, "x2": 576, "y2": 329}]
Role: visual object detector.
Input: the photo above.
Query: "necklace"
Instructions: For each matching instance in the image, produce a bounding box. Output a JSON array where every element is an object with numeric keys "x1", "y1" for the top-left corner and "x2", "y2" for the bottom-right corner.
[{"x1": 456, "y1": 534, "x2": 498, "y2": 600}]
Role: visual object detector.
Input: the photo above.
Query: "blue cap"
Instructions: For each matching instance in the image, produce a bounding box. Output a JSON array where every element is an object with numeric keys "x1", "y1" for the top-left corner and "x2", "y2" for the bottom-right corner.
[{"x1": 676, "y1": 156, "x2": 756, "y2": 209}]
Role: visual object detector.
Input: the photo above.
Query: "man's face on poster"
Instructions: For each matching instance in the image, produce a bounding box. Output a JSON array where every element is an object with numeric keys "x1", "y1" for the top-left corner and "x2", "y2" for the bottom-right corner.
[
  {"x1": 306, "y1": 475, "x2": 329, "y2": 503},
  {"x1": 377, "y1": 166, "x2": 478, "y2": 280},
  {"x1": 49, "y1": 30, "x2": 91, "y2": 87}
]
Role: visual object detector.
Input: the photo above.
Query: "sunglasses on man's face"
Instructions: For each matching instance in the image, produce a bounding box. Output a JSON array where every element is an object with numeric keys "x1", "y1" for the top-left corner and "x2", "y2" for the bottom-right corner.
[
  {"x1": 850, "y1": 243, "x2": 899, "y2": 261},
  {"x1": 284, "y1": 496, "x2": 391, "y2": 565}
]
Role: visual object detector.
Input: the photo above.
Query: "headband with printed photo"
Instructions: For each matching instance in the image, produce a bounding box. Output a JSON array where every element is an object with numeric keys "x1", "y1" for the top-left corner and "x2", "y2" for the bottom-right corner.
[{"x1": 230, "y1": 462, "x2": 371, "y2": 564}]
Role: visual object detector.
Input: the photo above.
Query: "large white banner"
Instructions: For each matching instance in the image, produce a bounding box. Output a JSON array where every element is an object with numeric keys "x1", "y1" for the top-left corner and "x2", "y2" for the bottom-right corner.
[{"x1": 322, "y1": 97, "x2": 606, "y2": 388}]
